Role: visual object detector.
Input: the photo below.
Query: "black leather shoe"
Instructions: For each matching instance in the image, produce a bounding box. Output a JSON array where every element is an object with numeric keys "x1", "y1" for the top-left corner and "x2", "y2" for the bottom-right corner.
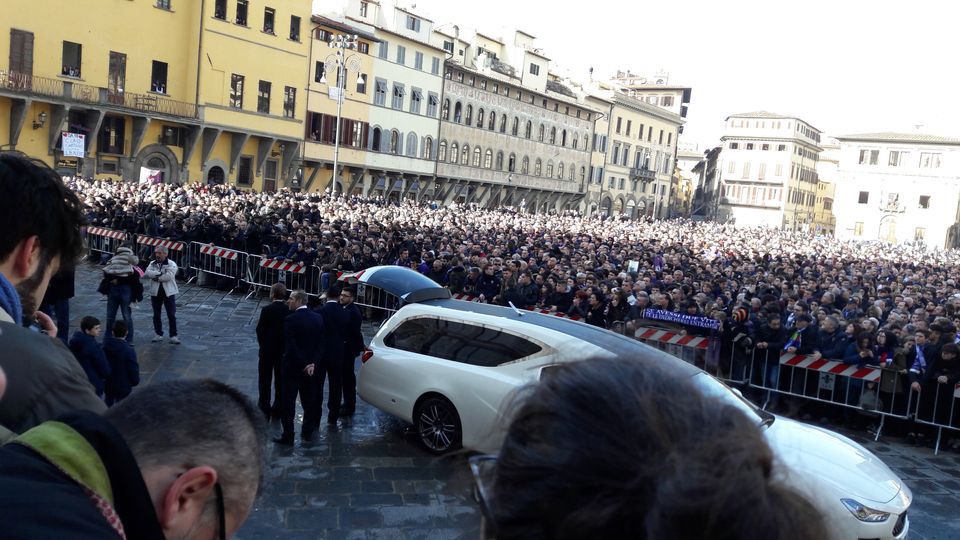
[
  {"x1": 273, "y1": 435, "x2": 294, "y2": 445},
  {"x1": 339, "y1": 406, "x2": 355, "y2": 416}
]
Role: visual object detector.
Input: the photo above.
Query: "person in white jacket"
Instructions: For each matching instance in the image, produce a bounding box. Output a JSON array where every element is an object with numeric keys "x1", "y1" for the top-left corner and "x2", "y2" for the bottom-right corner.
[{"x1": 144, "y1": 246, "x2": 180, "y2": 344}]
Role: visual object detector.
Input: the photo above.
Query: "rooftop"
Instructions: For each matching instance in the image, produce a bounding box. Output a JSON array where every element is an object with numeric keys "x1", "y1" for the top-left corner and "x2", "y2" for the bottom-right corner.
[
  {"x1": 727, "y1": 110, "x2": 798, "y2": 120},
  {"x1": 836, "y1": 132, "x2": 960, "y2": 146}
]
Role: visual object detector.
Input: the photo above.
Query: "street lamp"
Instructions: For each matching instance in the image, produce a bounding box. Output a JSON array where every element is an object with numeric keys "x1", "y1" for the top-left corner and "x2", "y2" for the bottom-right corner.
[{"x1": 320, "y1": 34, "x2": 364, "y2": 197}]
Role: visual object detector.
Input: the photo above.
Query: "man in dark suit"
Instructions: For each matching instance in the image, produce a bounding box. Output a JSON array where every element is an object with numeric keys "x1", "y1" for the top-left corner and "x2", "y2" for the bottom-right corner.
[
  {"x1": 275, "y1": 290, "x2": 324, "y2": 445},
  {"x1": 312, "y1": 283, "x2": 350, "y2": 428},
  {"x1": 340, "y1": 285, "x2": 365, "y2": 416},
  {"x1": 255, "y1": 283, "x2": 288, "y2": 420}
]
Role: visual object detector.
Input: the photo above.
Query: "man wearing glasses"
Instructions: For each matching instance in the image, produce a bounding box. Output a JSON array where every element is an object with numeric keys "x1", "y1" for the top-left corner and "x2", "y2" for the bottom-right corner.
[{"x1": 0, "y1": 379, "x2": 266, "y2": 540}]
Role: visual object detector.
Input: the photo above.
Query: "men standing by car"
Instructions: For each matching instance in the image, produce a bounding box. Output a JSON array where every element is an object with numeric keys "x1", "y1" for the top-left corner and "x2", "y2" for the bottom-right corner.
[
  {"x1": 144, "y1": 246, "x2": 180, "y2": 344},
  {"x1": 312, "y1": 284, "x2": 349, "y2": 429},
  {"x1": 275, "y1": 290, "x2": 324, "y2": 445},
  {"x1": 256, "y1": 283, "x2": 288, "y2": 420},
  {"x1": 340, "y1": 285, "x2": 364, "y2": 417}
]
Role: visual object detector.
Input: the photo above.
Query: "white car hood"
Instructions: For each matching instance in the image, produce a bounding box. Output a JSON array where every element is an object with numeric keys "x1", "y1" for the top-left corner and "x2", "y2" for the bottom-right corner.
[{"x1": 765, "y1": 417, "x2": 904, "y2": 505}]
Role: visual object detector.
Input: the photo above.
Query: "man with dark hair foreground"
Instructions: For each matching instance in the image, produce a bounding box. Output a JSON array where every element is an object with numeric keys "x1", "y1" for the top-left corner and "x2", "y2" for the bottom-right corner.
[
  {"x1": 0, "y1": 153, "x2": 104, "y2": 442},
  {"x1": 479, "y1": 357, "x2": 825, "y2": 540},
  {"x1": 0, "y1": 379, "x2": 267, "y2": 539}
]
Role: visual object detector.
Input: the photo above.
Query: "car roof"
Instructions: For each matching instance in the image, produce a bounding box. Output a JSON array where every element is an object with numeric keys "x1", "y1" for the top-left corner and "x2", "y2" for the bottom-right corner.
[{"x1": 413, "y1": 298, "x2": 700, "y2": 376}]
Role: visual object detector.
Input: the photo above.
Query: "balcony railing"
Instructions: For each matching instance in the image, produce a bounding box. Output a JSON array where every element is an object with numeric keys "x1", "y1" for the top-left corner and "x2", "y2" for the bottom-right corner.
[
  {"x1": 0, "y1": 70, "x2": 198, "y2": 119},
  {"x1": 630, "y1": 167, "x2": 656, "y2": 181}
]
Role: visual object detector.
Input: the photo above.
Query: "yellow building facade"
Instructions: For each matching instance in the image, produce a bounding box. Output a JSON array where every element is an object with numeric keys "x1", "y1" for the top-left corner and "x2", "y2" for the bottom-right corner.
[{"x1": 1, "y1": 0, "x2": 309, "y2": 190}]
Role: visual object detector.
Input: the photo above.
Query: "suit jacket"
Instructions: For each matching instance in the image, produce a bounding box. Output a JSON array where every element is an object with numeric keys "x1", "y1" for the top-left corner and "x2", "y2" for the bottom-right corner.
[
  {"x1": 344, "y1": 303, "x2": 365, "y2": 359},
  {"x1": 256, "y1": 301, "x2": 289, "y2": 358},
  {"x1": 282, "y1": 307, "x2": 324, "y2": 372},
  {"x1": 316, "y1": 301, "x2": 349, "y2": 366}
]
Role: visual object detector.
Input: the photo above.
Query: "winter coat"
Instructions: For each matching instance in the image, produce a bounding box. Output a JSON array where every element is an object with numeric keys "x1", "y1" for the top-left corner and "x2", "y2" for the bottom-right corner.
[
  {"x1": 143, "y1": 259, "x2": 179, "y2": 297},
  {"x1": 68, "y1": 331, "x2": 111, "y2": 396},
  {"x1": 103, "y1": 337, "x2": 140, "y2": 401},
  {"x1": 103, "y1": 247, "x2": 139, "y2": 277}
]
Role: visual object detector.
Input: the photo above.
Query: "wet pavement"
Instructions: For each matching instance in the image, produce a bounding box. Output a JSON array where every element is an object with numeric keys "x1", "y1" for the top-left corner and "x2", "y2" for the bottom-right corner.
[{"x1": 64, "y1": 262, "x2": 959, "y2": 540}]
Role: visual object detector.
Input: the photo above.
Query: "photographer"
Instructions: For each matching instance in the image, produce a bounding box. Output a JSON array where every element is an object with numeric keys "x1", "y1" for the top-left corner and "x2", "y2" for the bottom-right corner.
[{"x1": 144, "y1": 246, "x2": 180, "y2": 344}]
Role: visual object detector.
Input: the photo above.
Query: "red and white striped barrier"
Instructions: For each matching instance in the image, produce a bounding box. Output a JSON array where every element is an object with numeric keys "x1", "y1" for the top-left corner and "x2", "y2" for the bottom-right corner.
[
  {"x1": 779, "y1": 353, "x2": 882, "y2": 383},
  {"x1": 87, "y1": 226, "x2": 127, "y2": 240},
  {"x1": 634, "y1": 327, "x2": 712, "y2": 350},
  {"x1": 259, "y1": 259, "x2": 306, "y2": 274},
  {"x1": 452, "y1": 293, "x2": 482, "y2": 302},
  {"x1": 200, "y1": 244, "x2": 239, "y2": 260},
  {"x1": 137, "y1": 235, "x2": 184, "y2": 251},
  {"x1": 522, "y1": 306, "x2": 582, "y2": 321}
]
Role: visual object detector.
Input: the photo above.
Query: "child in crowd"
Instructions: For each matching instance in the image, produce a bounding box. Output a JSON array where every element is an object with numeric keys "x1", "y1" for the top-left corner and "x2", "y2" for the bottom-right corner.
[
  {"x1": 103, "y1": 321, "x2": 140, "y2": 406},
  {"x1": 69, "y1": 316, "x2": 111, "y2": 398}
]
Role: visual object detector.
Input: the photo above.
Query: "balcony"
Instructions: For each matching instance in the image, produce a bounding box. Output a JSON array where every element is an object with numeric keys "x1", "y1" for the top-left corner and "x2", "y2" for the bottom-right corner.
[
  {"x1": 0, "y1": 70, "x2": 198, "y2": 119},
  {"x1": 630, "y1": 166, "x2": 656, "y2": 181}
]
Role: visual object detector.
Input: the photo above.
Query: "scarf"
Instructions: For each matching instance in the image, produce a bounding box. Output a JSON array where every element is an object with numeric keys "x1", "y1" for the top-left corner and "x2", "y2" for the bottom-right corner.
[
  {"x1": 0, "y1": 271, "x2": 23, "y2": 325},
  {"x1": 909, "y1": 345, "x2": 927, "y2": 374}
]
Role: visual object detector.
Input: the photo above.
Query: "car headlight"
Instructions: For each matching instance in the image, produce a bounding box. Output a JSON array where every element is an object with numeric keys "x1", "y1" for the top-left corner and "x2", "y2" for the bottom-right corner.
[{"x1": 841, "y1": 499, "x2": 890, "y2": 523}]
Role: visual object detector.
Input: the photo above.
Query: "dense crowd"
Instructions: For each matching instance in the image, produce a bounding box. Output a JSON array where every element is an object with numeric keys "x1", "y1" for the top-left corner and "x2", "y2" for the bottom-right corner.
[{"x1": 72, "y1": 178, "x2": 960, "y2": 441}]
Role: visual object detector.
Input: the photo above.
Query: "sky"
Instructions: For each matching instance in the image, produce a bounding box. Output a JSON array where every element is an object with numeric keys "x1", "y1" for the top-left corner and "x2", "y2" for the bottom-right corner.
[{"x1": 314, "y1": 0, "x2": 960, "y2": 151}]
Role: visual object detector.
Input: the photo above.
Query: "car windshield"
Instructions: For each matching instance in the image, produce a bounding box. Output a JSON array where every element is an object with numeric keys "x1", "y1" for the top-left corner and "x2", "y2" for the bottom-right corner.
[{"x1": 689, "y1": 373, "x2": 773, "y2": 428}]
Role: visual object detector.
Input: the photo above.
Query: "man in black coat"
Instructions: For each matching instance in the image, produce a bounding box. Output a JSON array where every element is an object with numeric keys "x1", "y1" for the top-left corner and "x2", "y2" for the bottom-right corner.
[
  {"x1": 276, "y1": 290, "x2": 324, "y2": 444},
  {"x1": 340, "y1": 286, "x2": 365, "y2": 416},
  {"x1": 40, "y1": 267, "x2": 75, "y2": 344},
  {"x1": 312, "y1": 284, "x2": 350, "y2": 429},
  {"x1": 255, "y1": 283, "x2": 288, "y2": 420}
]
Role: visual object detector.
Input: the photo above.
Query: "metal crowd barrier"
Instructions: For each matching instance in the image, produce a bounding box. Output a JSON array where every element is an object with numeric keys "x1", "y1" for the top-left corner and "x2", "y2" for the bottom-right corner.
[
  {"x1": 336, "y1": 274, "x2": 403, "y2": 323},
  {"x1": 912, "y1": 383, "x2": 960, "y2": 453},
  {"x1": 187, "y1": 242, "x2": 250, "y2": 294},
  {"x1": 631, "y1": 326, "x2": 720, "y2": 378},
  {"x1": 136, "y1": 235, "x2": 188, "y2": 276},
  {"x1": 245, "y1": 256, "x2": 320, "y2": 300},
  {"x1": 85, "y1": 226, "x2": 129, "y2": 260}
]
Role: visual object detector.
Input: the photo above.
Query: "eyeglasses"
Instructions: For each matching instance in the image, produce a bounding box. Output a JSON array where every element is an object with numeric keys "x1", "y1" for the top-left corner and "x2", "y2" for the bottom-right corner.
[
  {"x1": 215, "y1": 483, "x2": 226, "y2": 540},
  {"x1": 468, "y1": 455, "x2": 498, "y2": 540}
]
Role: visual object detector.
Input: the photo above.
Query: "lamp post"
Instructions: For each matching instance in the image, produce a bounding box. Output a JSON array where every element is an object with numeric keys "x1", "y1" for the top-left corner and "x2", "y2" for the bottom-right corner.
[{"x1": 320, "y1": 34, "x2": 364, "y2": 197}]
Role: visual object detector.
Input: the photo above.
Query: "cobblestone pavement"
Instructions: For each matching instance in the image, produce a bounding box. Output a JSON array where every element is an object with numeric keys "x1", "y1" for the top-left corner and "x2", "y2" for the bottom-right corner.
[{"x1": 65, "y1": 262, "x2": 958, "y2": 540}]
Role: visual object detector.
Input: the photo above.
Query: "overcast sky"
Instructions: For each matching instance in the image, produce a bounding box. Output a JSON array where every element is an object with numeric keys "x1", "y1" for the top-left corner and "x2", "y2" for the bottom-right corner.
[{"x1": 315, "y1": 0, "x2": 960, "y2": 151}]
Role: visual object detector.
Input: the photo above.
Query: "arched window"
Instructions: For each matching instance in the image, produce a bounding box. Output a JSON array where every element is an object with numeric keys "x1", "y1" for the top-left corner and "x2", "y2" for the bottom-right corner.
[
  {"x1": 499, "y1": 115, "x2": 507, "y2": 133},
  {"x1": 583, "y1": 134, "x2": 589, "y2": 149},
  {"x1": 442, "y1": 99, "x2": 450, "y2": 120},
  {"x1": 449, "y1": 143, "x2": 458, "y2": 163},
  {"x1": 580, "y1": 166, "x2": 586, "y2": 182},
  {"x1": 525, "y1": 120, "x2": 532, "y2": 139},
  {"x1": 488, "y1": 111, "x2": 496, "y2": 131},
  {"x1": 477, "y1": 108, "x2": 485, "y2": 127},
  {"x1": 546, "y1": 161, "x2": 553, "y2": 177},
  {"x1": 558, "y1": 162, "x2": 564, "y2": 179},
  {"x1": 484, "y1": 149, "x2": 493, "y2": 168},
  {"x1": 371, "y1": 127, "x2": 382, "y2": 151},
  {"x1": 423, "y1": 136, "x2": 434, "y2": 160},
  {"x1": 569, "y1": 162, "x2": 575, "y2": 181},
  {"x1": 472, "y1": 147, "x2": 481, "y2": 167},
  {"x1": 535, "y1": 158, "x2": 542, "y2": 176},
  {"x1": 454, "y1": 102, "x2": 462, "y2": 123},
  {"x1": 521, "y1": 156, "x2": 529, "y2": 174},
  {"x1": 512, "y1": 117, "x2": 519, "y2": 136},
  {"x1": 461, "y1": 144, "x2": 469, "y2": 165},
  {"x1": 464, "y1": 105, "x2": 473, "y2": 126},
  {"x1": 496, "y1": 151, "x2": 504, "y2": 170},
  {"x1": 561, "y1": 129, "x2": 567, "y2": 147},
  {"x1": 572, "y1": 132, "x2": 578, "y2": 149},
  {"x1": 406, "y1": 132, "x2": 418, "y2": 157},
  {"x1": 550, "y1": 127, "x2": 557, "y2": 144},
  {"x1": 539, "y1": 124, "x2": 545, "y2": 141},
  {"x1": 390, "y1": 130, "x2": 401, "y2": 154},
  {"x1": 438, "y1": 140, "x2": 447, "y2": 161},
  {"x1": 508, "y1": 153, "x2": 516, "y2": 172}
]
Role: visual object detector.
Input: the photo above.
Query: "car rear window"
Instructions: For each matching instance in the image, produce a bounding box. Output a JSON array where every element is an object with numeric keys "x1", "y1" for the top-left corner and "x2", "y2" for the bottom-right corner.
[{"x1": 383, "y1": 317, "x2": 542, "y2": 367}]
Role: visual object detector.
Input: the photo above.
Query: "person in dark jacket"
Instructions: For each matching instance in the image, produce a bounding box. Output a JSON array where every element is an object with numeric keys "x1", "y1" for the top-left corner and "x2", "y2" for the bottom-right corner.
[
  {"x1": 275, "y1": 290, "x2": 324, "y2": 445},
  {"x1": 103, "y1": 321, "x2": 140, "y2": 406},
  {"x1": 340, "y1": 286, "x2": 365, "y2": 416},
  {"x1": 256, "y1": 283, "x2": 289, "y2": 420},
  {"x1": 0, "y1": 380, "x2": 267, "y2": 540},
  {"x1": 816, "y1": 316, "x2": 850, "y2": 360},
  {"x1": 476, "y1": 265, "x2": 501, "y2": 302},
  {"x1": 40, "y1": 267, "x2": 75, "y2": 344},
  {"x1": 312, "y1": 283, "x2": 350, "y2": 431},
  {"x1": 752, "y1": 316, "x2": 788, "y2": 407},
  {"x1": 503, "y1": 272, "x2": 539, "y2": 308},
  {"x1": 69, "y1": 316, "x2": 111, "y2": 398}
]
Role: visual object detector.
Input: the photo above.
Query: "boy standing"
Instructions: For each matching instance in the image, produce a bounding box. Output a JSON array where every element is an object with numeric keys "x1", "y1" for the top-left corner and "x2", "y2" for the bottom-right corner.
[
  {"x1": 103, "y1": 320, "x2": 140, "y2": 406},
  {"x1": 68, "y1": 316, "x2": 111, "y2": 398}
]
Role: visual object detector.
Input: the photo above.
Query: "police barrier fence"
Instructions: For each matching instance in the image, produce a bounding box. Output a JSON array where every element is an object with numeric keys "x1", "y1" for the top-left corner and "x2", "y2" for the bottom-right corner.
[
  {"x1": 244, "y1": 256, "x2": 320, "y2": 300},
  {"x1": 136, "y1": 235, "x2": 188, "y2": 277},
  {"x1": 187, "y1": 242, "x2": 250, "y2": 294},
  {"x1": 86, "y1": 226, "x2": 128, "y2": 260},
  {"x1": 912, "y1": 383, "x2": 960, "y2": 454}
]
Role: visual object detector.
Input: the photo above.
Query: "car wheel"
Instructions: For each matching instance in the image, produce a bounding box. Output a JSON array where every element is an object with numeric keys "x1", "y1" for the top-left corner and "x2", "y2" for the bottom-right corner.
[{"x1": 415, "y1": 396, "x2": 462, "y2": 454}]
